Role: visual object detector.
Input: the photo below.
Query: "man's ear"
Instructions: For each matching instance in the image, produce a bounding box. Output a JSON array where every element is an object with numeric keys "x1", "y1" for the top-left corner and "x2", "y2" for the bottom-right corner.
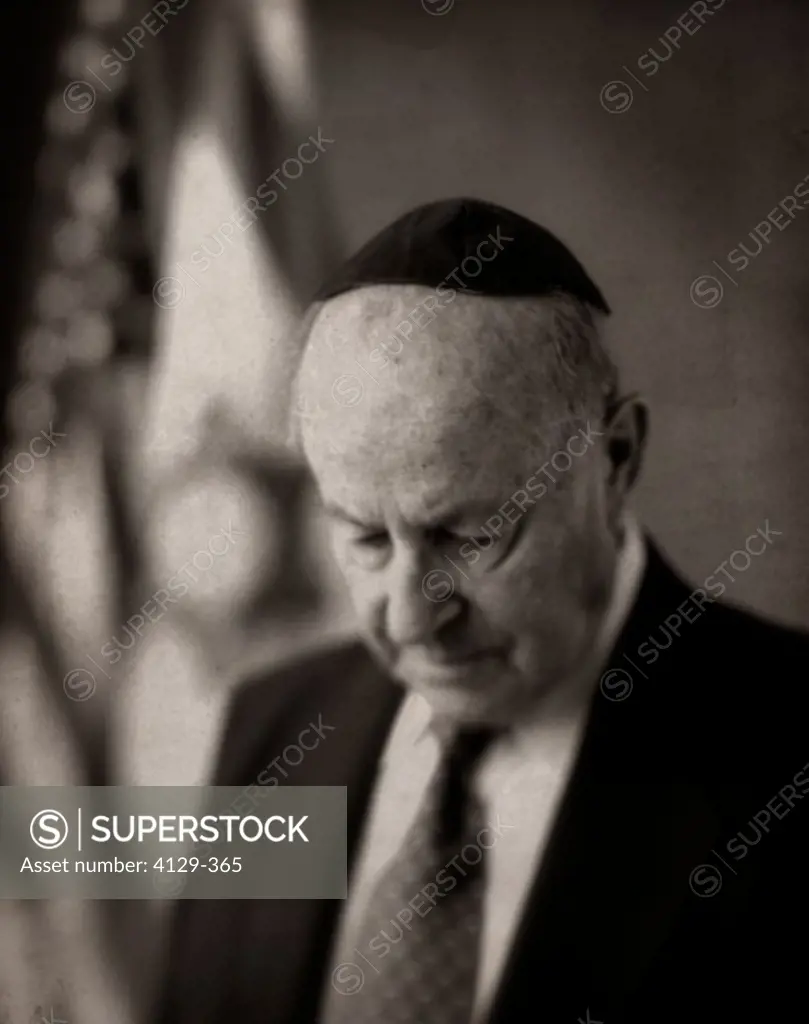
[{"x1": 603, "y1": 394, "x2": 648, "y2": 495}]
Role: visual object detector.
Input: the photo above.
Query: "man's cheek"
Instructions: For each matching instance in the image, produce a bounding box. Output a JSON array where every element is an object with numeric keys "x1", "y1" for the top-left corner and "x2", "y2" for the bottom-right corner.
[
  {"x1": 340, "y1": 565, "x2": 378, "y2": 620},
  {"x1": 473, "y1": 576, "x2": 528, "y2": 638}
]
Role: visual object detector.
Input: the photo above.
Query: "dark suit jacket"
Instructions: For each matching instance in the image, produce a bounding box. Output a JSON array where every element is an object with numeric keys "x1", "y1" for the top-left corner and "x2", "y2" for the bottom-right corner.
[{"x1": 154, "y1": 539, "x2": 809, "y2": 1023}]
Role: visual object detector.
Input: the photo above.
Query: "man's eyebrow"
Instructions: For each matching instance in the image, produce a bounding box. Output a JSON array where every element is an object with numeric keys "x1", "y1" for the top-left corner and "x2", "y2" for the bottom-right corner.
[
  {"x1": 323, "y1": 503, "x2": 378, "y2": 529},
  {"x1": 420, "y1": 502, "x2": 510, "y2": 530},
  {"x1": 323, "y1": 501, "x2": 521, "y2": 531}
]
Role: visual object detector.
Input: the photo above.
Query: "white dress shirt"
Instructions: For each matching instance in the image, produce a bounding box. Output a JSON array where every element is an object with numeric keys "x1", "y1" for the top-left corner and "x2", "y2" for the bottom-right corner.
[{"x1": 325, "y1": 517, "x2": 646, "y2": 1021}]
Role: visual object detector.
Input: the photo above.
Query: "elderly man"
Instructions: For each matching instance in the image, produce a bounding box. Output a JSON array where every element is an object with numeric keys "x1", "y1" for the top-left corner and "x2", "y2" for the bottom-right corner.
[{"x1": 156, "y1": 199, "x2": 809, "y2": 1024}]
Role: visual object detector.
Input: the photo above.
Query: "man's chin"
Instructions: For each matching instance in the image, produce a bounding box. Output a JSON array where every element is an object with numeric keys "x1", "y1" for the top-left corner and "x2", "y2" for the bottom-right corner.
[{"x1": 400, "y1": 670, "x2": 528, "y2": 726}]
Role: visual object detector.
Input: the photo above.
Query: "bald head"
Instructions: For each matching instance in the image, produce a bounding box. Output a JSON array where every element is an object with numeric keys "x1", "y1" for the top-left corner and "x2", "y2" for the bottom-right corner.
[{"x1": 290, "y1": 284, "x2": 619, "y2": 471}]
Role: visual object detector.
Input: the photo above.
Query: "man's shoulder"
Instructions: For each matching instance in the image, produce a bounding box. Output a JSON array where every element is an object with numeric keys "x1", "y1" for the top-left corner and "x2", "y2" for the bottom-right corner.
[
  {"x1": 632, "y1": 541, "x2": 809, "y2": 769},
  {"x1": 709, "y1": 599, "x2": 809, "y2": 712},
  {"x1": 709, "y1": 596, "x2": 809, "y2": 649},
  {"x1": 641, "y1": 537, "x2": 809, "y2": 668},
  {"x1": 230, "y1": 637, "x2": 378, "y2": 714},
  {"x1": 211, "y1": 638, "x2": 392, "y2": 785},
  {"x1": 674, "y1": 597, "x2": 809, "y2": 767}
]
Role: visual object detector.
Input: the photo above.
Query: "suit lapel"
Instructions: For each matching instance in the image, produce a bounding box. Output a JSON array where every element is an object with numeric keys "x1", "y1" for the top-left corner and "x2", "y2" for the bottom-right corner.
[
  {"x1": 490, "y1": 541, "x2": 724, "y2": 1021},
  {"x1": 236, "y1": 646, "x2": 404, "y2": 1024}
]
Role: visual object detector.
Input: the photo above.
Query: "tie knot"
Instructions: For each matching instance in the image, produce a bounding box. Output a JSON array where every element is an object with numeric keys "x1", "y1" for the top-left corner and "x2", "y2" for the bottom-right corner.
[
  {"x1": 442, "y1": 726, "x2": 498, "y2": 775},
  {"x1": 432, "y1": 725, "x2": 499, "y2": 847}
]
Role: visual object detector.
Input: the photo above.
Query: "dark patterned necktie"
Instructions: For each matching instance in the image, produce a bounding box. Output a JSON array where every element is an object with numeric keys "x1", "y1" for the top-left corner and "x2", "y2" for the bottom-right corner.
[{"x1": 321, "y1": 726, "x2": 497, "y2": 1024}]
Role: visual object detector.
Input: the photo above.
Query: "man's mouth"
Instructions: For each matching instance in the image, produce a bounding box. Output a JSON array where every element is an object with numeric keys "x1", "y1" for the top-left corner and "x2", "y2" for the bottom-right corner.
[{"x1": 409, "y1": 648, "x2": 503, "y2": 672}]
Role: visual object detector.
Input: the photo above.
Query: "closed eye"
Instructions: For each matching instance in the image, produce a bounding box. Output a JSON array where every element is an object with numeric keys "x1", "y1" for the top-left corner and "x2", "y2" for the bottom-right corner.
[
  {"x1": 429, "y1": 526, "x2": 491, "y2": 546},
  {"x1": 432, "y1": 515, "x2": 527, "y2": 570},
  {"x1": 355, "y1": 531, "x2": 390, "y2": 548}
]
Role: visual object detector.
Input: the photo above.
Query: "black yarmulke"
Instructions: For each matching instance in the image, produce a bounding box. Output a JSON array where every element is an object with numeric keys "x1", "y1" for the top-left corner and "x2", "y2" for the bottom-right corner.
[{"x1": 314, "y1": 197, "x2": 610, "y2": 313}]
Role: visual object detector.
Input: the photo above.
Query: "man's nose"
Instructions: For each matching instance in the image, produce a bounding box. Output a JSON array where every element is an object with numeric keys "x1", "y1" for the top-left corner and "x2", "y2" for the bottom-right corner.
[{"x1": 384, "y1": 551, "x2": 461, "y2": 646}]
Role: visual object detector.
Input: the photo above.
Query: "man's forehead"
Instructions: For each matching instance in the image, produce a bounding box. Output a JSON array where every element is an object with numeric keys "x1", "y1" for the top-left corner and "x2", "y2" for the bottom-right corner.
[
  {"x1": 300, "y1": 286, "x2": 568, "y2": 395},
  {"x1": 299, "y1": 286, "x2": 494, "y2": 424},
  {"x1": 306, "y1": 284, "x2": 489, "y2": 350},
  {"x1": 296, "y1": 287, "x2": 574, "y2": 464}
]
